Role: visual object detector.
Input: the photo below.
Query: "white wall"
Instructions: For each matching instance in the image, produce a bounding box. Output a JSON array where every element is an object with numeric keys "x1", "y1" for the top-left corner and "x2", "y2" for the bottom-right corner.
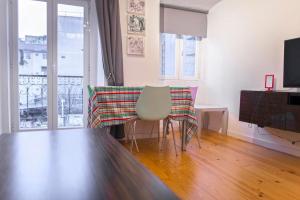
[
  {"x1": 204, "y1": 0, "x2": 300, "y2": 156},
  {"x1": 119, "y1": 0, "x2": 161, "y2": 86}
]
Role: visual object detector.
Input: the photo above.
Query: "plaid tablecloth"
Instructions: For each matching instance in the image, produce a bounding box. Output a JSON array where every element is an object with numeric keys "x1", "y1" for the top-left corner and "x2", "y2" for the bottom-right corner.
[{"x1": 88, "y1": 86, "x2": 198, "y2": 145}]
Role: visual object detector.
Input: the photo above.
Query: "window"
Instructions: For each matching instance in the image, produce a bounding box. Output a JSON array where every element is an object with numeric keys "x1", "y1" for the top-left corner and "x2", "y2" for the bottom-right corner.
[
  {"x1": 13, "y1": 0, "x2": 89, "y2": 131},
  {"x1": 25, "y1": 53, "x2": 31, "y2": 59},
  {"x1": 41, "y1": 66, "x2": 47, "y2": 75},
  {"x1": 160, "y1": 33, "x2": 201, "y2": 80},
  {"x1": 161, "y1": 33, "x2": 176, "y2": 78}
]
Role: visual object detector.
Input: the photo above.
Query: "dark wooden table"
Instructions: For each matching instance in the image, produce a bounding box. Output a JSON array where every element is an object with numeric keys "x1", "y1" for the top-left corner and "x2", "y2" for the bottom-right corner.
[{"x1": 0, "y1": 128, "x2": 178, "y2": 200}]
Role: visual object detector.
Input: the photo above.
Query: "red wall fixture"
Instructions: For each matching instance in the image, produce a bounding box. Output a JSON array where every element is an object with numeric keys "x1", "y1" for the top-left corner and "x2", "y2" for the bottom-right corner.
[{"x1": 265, "y1": 74, "x2": 275, "y2": 91}]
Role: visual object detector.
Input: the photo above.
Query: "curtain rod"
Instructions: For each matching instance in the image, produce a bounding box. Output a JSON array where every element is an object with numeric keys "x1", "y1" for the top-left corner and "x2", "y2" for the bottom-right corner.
[{"x1": 160, "y1": 3, "x2": 209, "y2": 14}]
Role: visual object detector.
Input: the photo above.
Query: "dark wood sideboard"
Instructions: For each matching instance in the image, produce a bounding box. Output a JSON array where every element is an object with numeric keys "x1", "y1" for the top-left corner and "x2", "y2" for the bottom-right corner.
[{"x1": 239, "y1": 90, "x2": 300, "y2": 133}]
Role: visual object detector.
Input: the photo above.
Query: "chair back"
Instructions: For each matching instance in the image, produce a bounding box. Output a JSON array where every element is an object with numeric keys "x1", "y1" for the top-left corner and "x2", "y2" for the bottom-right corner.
[
  {"x1": 136, "y1": 86, "x2": 172, "y2": 121},
  {"x1": 190, "y1": 87, "x2": 198, "y2": 105}
]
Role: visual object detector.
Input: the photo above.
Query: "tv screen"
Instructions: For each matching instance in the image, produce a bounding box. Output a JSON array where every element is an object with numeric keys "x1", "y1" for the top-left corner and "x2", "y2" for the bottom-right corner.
[{"x1": 284, "y1": 38, "x2": 300, "y2": 87}]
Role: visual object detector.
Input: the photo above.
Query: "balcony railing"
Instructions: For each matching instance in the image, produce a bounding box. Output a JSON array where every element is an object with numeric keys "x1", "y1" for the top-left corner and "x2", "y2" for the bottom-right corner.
[{"x1": 19, "y1": 74, "x2": 84, "y2": 129}]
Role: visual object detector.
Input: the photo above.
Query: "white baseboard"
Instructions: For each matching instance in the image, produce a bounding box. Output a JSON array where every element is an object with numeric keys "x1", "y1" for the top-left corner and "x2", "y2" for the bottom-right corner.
[
  {"x1": 122, "y1": 120, "x2": 300, "y2": 157},
  {"x1": 228, "y1": 130, "x2": 300, "y2": 157}
]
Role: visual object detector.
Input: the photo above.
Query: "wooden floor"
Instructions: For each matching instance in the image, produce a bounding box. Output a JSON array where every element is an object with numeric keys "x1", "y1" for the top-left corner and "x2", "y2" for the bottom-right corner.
[{"x1": 122, "y1": 130, "x2": 300, "y2": 200}]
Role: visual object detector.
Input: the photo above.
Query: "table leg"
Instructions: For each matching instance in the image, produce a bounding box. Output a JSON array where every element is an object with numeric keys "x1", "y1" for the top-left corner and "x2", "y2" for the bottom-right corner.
[
  {"x1": 196, "y1": 109, "x2": 203, "y2": 136},
  {"x1": 222, "y1": 110, "x2": 229, "y2": 135}
]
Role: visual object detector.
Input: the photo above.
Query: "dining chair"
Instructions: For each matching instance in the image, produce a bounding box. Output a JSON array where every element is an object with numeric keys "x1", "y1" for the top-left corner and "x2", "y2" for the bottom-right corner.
[{"x1": 129, "y1": 86, "x2": 177, "y2": 155}]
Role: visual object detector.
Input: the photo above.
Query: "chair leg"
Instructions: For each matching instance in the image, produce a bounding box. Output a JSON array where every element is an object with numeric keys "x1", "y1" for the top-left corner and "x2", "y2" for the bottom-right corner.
[
  {"x1": 133, "y1": 121, "x2": 139, "y2": 152},
  {"x1": 179, "y1": 121, "x2": 182, "y2": 140},
  {"x1": 170, "y1": 121, "x2": 178, "y2": 156},
  {"x1": 130, "y1": 122, "x2": 134, "y2": 152},
  {"x1": 130, "y1": 120, "x2": 139, "y2": 153},
  {"x1": 157, "y1": 120, "x2": 160, "y2": 142},
  {"x1": 179, "y1": 121, "x2": 182, "y2": 133},
  {"x1": 160, "y1": 119, "x2": 168, "y2": 151},
  {"x1": 150, "y1": 121, "x2": 155, "y2": 139},
  {"x1": 125, "y1": 123, "x2": 130, "y2": 143},
  {"x1": 133, "y1": 136, "x2": 139, "y2": 152},
  {"x1": 196, "y1": 131, "x2": 201, "y2": 149},
  {"x1": 160, "y1": 120, "x2": 165, "y2": 150}
]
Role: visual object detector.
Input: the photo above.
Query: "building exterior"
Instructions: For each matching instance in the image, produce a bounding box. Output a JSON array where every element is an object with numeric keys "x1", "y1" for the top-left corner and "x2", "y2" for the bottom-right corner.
[{"x1": 18, "y1": 16, "x2": 84, "y2": 129}]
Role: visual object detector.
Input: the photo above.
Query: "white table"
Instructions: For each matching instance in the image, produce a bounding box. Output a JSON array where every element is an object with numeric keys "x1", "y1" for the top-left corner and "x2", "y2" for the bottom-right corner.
[{"x1": 194, "y1": 105, "x2": 229, "y2": 135}]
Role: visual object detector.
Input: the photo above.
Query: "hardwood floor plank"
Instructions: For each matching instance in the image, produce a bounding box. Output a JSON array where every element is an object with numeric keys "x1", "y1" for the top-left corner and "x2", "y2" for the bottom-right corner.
[{"x1": 122, "y1": 130, "x2": 300, "y2": 200}]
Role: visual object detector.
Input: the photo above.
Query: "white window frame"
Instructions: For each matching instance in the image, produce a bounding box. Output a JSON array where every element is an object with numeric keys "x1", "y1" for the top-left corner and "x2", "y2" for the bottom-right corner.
[
  {"x1": 160, "y1": 33, "x2": 201, "y2": 81},
  {"x1": 9, "y1": 0, "x2": 90, "y2": 132}
]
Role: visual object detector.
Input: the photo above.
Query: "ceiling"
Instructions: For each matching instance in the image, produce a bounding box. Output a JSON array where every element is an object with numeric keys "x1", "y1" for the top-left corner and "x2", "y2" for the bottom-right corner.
[{"x1": 160, "y1": 0, "x2": 221, "y2": 12}]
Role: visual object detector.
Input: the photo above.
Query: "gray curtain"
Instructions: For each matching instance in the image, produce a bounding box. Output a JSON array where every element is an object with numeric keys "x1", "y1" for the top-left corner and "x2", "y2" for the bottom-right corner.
[
  {"x1": 95, "y1": 0, "x2": 125, "y2": 138},
  {"x1": 95, "y1": 0, "x2": 124, "y2": 86}
]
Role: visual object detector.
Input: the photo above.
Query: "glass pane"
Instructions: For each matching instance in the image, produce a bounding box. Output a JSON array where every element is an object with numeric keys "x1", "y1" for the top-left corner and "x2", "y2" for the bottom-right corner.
[
  {"x1": 18, "y1": 0, "x2": 48, "y2": 129},
  {"x1": 161, "y1": 33, "x2": 176, "y2": 77},
  {"x1": 182, "y1": 35, "x2": 197, "y2": 77},
  {"x1": 57, "y1": 4, "x2": 84, "y2": 128}
]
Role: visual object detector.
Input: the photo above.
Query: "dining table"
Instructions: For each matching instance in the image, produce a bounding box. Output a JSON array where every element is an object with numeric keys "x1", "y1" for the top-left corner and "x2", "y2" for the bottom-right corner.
[
  {"x1": 0, "y1": 128, "x2": 179, "y2": 200},
  {"x1": 88, "y1": 86, "x2": 198, "y2": 150}
]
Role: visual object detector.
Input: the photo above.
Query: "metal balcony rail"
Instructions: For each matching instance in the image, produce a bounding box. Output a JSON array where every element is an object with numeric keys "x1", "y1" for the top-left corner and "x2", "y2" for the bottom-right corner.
[{"x1": 18, "y1": 74, "x2": 84, "y2": 128}]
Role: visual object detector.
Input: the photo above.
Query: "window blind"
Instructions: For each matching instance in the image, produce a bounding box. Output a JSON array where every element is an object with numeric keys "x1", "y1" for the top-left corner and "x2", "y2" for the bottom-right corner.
[{"x1": 160, "y1": 5, "x2": 207, "y2": 37}]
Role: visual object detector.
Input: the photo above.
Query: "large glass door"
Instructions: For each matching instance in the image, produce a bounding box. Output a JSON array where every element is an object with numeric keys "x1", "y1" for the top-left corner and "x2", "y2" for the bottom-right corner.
[
  {"x1": 56, "y1": 2, "x2": 87, "y2": 128},
  {"x1": 17, "y1": 0, "x2": 48, "y2": 129},
  {"x1": 13, "y1": 0, "x2": 89, "y2": 131}
]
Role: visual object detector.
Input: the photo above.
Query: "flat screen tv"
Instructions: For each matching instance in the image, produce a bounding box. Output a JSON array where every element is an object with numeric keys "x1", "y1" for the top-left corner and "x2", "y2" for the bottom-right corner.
[{"x1": 284, "y1": 38, "x2": 300, "y2": 88}]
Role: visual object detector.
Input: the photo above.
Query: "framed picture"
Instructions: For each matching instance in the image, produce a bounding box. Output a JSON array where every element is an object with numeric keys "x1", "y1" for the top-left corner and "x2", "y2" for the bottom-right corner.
[
  {"x1": 127, "y1": 35, "x2": 145, "y2": 56},
  {"x1": 128, "y1": 0, "x2": 145, "y2": 15},
  {"x1": 265, "y1": 74, "x2": 275, "y2": 91},
  {"x1": 127, "y1": 14, "x2": 145, "y2": 35}
]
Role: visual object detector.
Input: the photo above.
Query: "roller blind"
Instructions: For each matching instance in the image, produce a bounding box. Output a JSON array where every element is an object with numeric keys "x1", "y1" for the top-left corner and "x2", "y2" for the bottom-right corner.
[{"x1": 160, "y1": 6, "x2": 207, "y2": 37}]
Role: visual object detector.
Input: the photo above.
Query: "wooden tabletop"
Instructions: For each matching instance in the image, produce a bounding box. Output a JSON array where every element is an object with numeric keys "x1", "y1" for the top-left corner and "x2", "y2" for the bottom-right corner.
[{"x1": 0, "y1": 128, "x2": 178, "y2": 200}]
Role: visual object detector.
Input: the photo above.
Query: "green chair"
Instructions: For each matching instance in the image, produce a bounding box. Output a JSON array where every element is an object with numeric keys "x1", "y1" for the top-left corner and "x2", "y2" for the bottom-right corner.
[{"x1": 129, "y1": 86, "x2": 177, "y2": 155}]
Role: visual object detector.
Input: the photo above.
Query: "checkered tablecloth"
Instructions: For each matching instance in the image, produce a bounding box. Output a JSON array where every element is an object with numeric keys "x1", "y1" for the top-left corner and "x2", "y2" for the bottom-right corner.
[{"x1": 88, "y1": 86, "x2": 198, "y2": 145}]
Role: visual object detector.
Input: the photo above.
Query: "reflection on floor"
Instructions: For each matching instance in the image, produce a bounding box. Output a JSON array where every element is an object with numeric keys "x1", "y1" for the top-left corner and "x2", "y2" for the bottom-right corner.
[{"x1": 122, "y1": 130, "x2": 300, "y2": 200}]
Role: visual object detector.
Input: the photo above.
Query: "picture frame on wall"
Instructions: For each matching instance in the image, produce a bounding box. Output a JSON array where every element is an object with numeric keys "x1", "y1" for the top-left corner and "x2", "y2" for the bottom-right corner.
[
  {"x1": 127, "y1": 35, "x2": 145, "y2": 56},
  {"x1": 127, "y1": 14, "x2": 145, "y2": 35},
  {"x1": 127, "y1": 0, "x2": 145, "y2": 15}
]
